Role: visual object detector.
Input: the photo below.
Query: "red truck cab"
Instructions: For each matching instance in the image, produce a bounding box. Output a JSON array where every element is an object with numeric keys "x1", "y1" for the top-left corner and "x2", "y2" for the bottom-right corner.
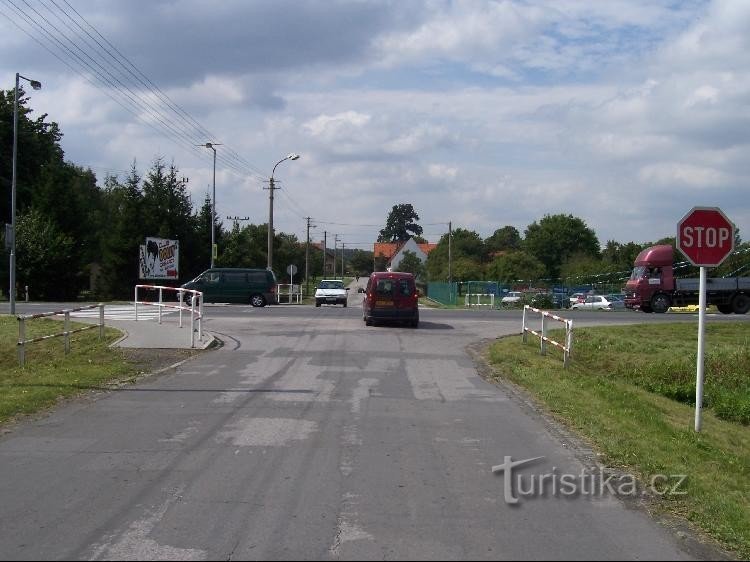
[{"x1": 624, "y1": 245, "x2": 675, "y2": 312}]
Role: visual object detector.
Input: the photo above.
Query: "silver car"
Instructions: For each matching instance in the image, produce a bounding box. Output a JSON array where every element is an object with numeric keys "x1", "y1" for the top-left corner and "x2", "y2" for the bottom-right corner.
[{"x1": 571, "y1": 295, "x2": 613, "y2": 311}]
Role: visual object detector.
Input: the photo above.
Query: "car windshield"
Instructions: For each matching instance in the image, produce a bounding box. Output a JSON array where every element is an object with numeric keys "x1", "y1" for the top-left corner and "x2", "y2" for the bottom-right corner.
[
  {"x1": 319, "y1": 281, "x2": 343, "y2": 289},
  {"x1": 630, "y1": 266, "x2": 647, "y2": 280}
]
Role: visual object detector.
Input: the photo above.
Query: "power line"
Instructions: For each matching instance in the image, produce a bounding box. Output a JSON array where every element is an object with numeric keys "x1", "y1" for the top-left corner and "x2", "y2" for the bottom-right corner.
[
  {"x1": 277, "y1": 187, "x2": 310, "y2": 220},
  {"x1": 1, "y1": 0, "x2": 269, "y2": 182}
]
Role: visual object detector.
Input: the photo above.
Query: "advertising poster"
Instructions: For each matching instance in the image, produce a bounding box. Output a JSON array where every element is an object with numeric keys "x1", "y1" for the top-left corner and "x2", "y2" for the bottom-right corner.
[{"x1": 139, "y1": 237, "x2": 179, "y2": 279}]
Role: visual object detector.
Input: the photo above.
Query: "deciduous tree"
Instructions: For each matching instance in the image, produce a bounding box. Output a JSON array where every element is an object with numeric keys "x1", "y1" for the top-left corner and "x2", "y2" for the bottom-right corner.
[
  {"x1": 523, "y1": 214, "x2": 600, "y2": 279},
  {"x1": 378, "y1": 203, "x2": 423, "y2": 242}
]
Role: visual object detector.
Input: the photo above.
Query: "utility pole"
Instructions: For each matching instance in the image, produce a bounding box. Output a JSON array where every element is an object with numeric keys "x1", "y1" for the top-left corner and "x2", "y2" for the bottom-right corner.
[
  {"x1": 323, "y1": 231, "x2": 327, "y2": 278},
  {"x1": 448, "y1": 221, "x2": 453, "y2": 302},
  {"x1": 334, "y1": 234, "x2": 340, "y2": 278},
  {"x1": 341, "y1": 242, "x2": 345, "y2": 278},
  {"x1": 265, "y1": 176, "x2": 276, "y2": 272},
  {"x1": 305, "y1": 217, "x2": 316, "y2": 295}
]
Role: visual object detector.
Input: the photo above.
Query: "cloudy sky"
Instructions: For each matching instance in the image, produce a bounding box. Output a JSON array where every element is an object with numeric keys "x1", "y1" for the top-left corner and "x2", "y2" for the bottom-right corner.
[{"x1": 2, "y1": 0, "x2": 749, "y2": 251}]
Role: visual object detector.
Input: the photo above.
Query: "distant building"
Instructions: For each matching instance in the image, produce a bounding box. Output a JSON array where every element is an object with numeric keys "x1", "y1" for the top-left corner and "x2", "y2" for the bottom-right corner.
[
  {"x1": 311, "y1": 241, "x2": 337, "y2": 276},
  {"x1": 373, "y1": 238, "x2": 437, "y2": 271}
]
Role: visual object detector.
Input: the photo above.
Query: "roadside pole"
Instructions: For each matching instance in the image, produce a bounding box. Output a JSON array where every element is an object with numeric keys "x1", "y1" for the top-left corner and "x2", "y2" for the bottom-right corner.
[{"x1": 694, "y1": 266, "x2": 707, "y2": 432}]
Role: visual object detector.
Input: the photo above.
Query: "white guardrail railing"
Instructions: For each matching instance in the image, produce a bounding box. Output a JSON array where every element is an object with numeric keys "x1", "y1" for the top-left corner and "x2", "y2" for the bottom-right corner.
[
  {"x1": 277, "y1": 284, "x2": 302, "y2": 304},
  {"x1": 522, "y1": 305, "x2": 574, "y2": 368},
  {"x1": 464, "y1": 292, "x2": 495, "y2": 307},
  {"x1": 134, "y1": 285, "x2": 203, "y2": 348},
  {"x1": 17, "y1": 304, "x2": 104, "y2": 367}
]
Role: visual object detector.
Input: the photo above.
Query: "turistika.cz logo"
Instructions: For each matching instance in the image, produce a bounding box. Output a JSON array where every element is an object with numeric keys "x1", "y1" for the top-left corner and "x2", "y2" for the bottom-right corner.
[{"x1": 491, "y1": 456, "x2": 687, "y2": 505}]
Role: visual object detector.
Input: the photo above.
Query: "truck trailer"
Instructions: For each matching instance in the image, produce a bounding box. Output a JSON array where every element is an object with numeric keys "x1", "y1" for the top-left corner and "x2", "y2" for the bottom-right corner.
[{"x1": 623, "y1": 244, "x2": 750, "y2": 314}]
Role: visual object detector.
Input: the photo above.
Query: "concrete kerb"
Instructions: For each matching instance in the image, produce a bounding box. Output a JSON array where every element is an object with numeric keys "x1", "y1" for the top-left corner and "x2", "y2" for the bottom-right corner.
[{"x1": 68, "y1": 316, "x2": 216, "y2": 350}]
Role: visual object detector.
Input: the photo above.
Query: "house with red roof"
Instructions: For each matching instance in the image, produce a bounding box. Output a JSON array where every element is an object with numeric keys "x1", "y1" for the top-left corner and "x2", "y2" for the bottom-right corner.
[{"x1": 373, "y1": 237, "x2": 437, "y2": 271}]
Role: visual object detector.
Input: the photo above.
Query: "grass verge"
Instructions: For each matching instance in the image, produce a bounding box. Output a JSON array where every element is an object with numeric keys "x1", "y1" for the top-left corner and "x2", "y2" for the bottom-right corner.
[
  {"x1": 0, "y1": 315, "x2": 140, "y2": 425},
  {"x1": 485, "y1": 323, "x2": 749, "y2": 559}
]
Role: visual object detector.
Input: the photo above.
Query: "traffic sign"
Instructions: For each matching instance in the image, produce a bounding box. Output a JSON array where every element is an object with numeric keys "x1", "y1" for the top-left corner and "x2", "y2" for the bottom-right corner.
[
  {"x1": 676, "y1": 206, "x2": 736, "y2": 433},
  {"x1": 286, "y1": 264, "x2": 298, "y2": 276},
  {"x1": 677, "y1": 207, "x2": 735, "y2": 267}
]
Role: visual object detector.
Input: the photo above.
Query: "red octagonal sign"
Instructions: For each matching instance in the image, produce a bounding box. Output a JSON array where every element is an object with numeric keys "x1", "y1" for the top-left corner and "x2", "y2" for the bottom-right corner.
[{"x1": 677, "y1": 207, "x2": 735, "y2": 267}]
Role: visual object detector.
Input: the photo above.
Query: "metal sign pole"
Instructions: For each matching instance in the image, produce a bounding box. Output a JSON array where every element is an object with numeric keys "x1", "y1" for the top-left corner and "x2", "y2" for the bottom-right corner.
[{"x1": 694, "y1": 266, "x2": 707, "y2": 432}]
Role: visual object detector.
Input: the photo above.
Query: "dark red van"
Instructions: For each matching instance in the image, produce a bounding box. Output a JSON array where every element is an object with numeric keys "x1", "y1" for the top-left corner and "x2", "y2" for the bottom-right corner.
[{"x1": 362, "y1": 271, "x2": 419, "y2": 327}]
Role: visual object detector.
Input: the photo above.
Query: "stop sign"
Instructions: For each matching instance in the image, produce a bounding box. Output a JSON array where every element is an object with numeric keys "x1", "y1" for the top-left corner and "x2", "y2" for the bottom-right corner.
[{"x1": 677, "y1": 207, "x2": 735, "y2": 267}]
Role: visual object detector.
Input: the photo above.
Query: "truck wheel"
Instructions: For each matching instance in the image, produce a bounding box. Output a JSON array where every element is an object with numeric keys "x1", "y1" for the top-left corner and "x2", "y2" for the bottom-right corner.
[
  {"x1": 651, "y1": 294, "x2": 671, "y2": 314},
  {"x1": 717, "y1": 304, "x2": 733, "y2": 314},
  {"x1": 732, "y1": 293, "x2": 750, "y2": 314}
]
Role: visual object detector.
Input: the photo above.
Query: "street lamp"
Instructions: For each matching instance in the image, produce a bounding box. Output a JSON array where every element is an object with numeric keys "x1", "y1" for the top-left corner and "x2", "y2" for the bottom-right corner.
[
  {"x1": 267, "y1": 153, "x2": 300, "y2": 272},
  {"x1": 9, "y1": 73, "x2": 42, "y2": 315},
  {"x1": 200, "y1": 142, "x2": 221, "y2": 268}
]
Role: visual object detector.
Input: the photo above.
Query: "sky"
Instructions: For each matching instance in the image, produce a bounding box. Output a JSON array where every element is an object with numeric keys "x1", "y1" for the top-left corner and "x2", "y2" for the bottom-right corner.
[{"x1": 2, "y1": 0, "x2": 749, "y2": 252}]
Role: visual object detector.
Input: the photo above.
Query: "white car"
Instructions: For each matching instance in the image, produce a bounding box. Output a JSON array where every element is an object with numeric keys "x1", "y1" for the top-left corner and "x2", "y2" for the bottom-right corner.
[
  {"x1": 315, "y1": 279, "x2": 348, "y2": 307},
  {"x1": 501, "y1": 291, "x2": 523, "y2": 305},
  {"x1": 571, "y1": 295, "x2": 613, "y2": 311}
]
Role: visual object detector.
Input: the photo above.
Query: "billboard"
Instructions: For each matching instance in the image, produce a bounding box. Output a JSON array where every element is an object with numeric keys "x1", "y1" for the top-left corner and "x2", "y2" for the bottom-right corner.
[{"x1": 139, "y1": 237, "x2": 179, "y2": 280}]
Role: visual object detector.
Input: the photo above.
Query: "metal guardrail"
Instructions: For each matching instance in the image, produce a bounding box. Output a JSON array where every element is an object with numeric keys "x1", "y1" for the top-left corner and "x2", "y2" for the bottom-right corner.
[
  {"x1": 277, "y1": 284, "x2": 302, "y2": 304},
  {"x1": 134, "y1": 285, "x2": 203, "y2": 348},
  {"x1": 522, "y1": 305, "x2": 574, "y2": 367},
  {"x1": 17, "y1": 304, "x2": 104, "y2": 367},
  {"x1": 464, "y1": 292, "x2": 495, "y2": 307}
]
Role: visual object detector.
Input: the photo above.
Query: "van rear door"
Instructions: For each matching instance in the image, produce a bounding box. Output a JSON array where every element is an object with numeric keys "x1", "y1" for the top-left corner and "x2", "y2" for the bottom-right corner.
[{"x1": 394, "y1": 277, "x2": 417, "y2": 311}]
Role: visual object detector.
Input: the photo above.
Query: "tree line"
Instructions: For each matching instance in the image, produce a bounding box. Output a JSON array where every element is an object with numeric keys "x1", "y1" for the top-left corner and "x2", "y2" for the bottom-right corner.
[{"x1": 375, "y1": 205, "x2": 748, "y2": 288}]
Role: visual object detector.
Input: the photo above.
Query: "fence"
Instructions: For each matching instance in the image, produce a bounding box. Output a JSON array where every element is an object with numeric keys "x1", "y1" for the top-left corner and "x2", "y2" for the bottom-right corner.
[
  {"x1": 17, "y1": 304, "x2": 104, "y2": 367},
  {"x1": 134, "y1": 285, "x2": 203, "y2": 348},
  {"x1": 464, "y1": 293, "x2": 495, "y2": 307},
  {"x1": 277, "y1": 284, "x2": 302, "y2": 304},
  {"x1": 522, "y1": 305, "x2": 574, "y2": 367}
]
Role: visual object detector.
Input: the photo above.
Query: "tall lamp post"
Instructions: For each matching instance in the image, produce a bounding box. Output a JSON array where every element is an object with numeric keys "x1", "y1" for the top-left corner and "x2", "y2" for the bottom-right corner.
[
  {"x1": 267, "y1": 153, "x2": 300, "y2": 272},
  {"x1": 201, "y1": 142, "x2": 220, "y2": 268},
  {"x1": 10, "y1": 73, "x2": 42, "y2": 315}
]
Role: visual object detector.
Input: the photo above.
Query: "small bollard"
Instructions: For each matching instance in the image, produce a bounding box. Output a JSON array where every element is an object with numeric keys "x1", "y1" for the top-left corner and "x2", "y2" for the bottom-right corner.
[{"x1": 25, "y1": 285, "x2": 29, "y2": 302}]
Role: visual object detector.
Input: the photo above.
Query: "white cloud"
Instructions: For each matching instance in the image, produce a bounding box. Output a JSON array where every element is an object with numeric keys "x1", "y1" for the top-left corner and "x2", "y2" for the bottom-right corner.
[
  {"x1": 638, "y1": 162, "x2": 729, "y2": 188},
  {"x1": 303, "y1": 111, "x2": 371, "y2": 139},
  {"x1": 428, "y1": 164, "x2": 457, "y2": 180}
]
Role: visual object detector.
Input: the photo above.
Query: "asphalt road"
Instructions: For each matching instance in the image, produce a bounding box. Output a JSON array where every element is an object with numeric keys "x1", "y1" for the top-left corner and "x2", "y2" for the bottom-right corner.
[{"x1": 1, "y1": 292, "x2": 744, "y2": 560}]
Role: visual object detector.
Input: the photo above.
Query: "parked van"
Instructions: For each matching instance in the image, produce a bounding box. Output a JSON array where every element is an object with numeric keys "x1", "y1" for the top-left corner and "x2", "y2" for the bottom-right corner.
[
  {"x1": 362, "y1": 271, "x2": 419, "y2": 327},
  {"x1": 181, "y1": 268, "x2": 277, "y2": 306}
]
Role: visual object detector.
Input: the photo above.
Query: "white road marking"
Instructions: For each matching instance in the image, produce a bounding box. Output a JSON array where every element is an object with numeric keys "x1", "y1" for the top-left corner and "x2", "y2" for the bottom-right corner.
[
  {"x1": 216, "y1": 417, "x2": 318, "y2": 447},
  {"x1": 89, "y1": 486, "x2": 206, "y2": 561}
]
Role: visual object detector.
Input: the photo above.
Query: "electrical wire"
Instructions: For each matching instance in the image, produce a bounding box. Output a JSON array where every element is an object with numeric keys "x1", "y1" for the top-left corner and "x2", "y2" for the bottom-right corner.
[{"x1": 1, "y1": 0, "x2": 269, "y2": 183}]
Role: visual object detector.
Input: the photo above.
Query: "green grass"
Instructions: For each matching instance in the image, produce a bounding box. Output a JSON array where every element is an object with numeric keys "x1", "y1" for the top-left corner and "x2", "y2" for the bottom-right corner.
[
  {"x1": 486, "y1": 323, "x2": 750, "y2": 558},
  {"x1": 0, "y1": 315, "x2": 138, "y2": 424}
]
